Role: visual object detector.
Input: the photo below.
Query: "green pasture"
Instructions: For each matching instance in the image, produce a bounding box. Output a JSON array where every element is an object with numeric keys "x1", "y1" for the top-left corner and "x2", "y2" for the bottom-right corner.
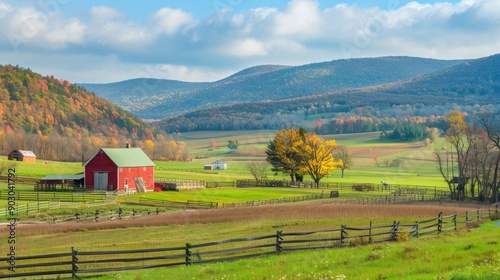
[
  {"x1": 0, "y1": 131, "x2": 448, "y2": 185},
  {"x1": 0, "y1": 156, "x2": 83, "y2": 178},
  {"x1": 0, "y1": 131, "x2": 452, "y2": 202},
  {"x1": 120, "y1": 187, "x2": 326, "y2": 205},
  {"x1": 91, "y1": 221, "x2": 500, "y2": 280}
]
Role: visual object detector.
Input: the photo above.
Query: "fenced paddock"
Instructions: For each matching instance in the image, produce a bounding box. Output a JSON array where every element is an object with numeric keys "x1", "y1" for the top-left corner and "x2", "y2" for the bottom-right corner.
[
  {"x1": 221, "y1": 193, "x2": 327, "y2": 208},
  {"x1": 1, "y1": 204, "x2": 498, "y2": 279},
  {"x1": 0, "y1": 191, "x2": 115, "y2": 220},
  {"x1": 155, "y1": 178, "x2": 205, "y2": 190},
  {"x1": 0, "y1": 190, "x2": 111, "y2": 203}
]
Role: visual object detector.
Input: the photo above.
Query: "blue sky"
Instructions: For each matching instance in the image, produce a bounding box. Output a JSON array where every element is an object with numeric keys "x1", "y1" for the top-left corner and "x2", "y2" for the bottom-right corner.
[{"x1": 0, "y1": 0, "x2": 498, "y2": 83}]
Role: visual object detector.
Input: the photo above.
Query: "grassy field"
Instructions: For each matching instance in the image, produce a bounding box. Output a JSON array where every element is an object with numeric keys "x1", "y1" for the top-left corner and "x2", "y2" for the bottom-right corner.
[
  {"x1": 90, "y1": 221, "x2": 500, "y2": 280},
  {"x1": 0, "y1": 203, "x2": 497, "y2": 279},
  {"x1": 1, "y1": 131, "x2": 493, "y2": 279},
  {"x1": 0, "y1": 131, "x2": 450, "y2": 190}
]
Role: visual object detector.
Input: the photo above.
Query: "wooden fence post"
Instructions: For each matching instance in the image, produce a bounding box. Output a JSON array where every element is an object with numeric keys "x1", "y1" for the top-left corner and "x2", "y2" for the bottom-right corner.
[
  {"x1": 340, "y1": 225, "x2": 346, "y2": 245},
  {"x1": 476, "y1": 208, "x2": 480, "y2": 221},
  {"x1": 391, "y1": 221, "x2": 399, "y2": 240},
  {"x1": 453, "y1": 214, "x2": 457, "y2": 231},
  {"x1": 369, "y1": 221, "x2": 373, "y2": 243},
  {"x1": 185, "y1": 243, "x2": 192, "y2": 266},
  {"x1": 276, "y1": 230, "x2": 283, "y2": 254},
  {"x1": 465, "y1": 211, "x2": 469, "y2": 225},
  {"x1": 71, "y1": 247, "x2": 78, "y2": 279},
  {"x1": 437, "y1": 212, "x2": 442, "y2": 233},
  {"x1": 94, "y1": 210, "x2": 99, "y2": 222}
]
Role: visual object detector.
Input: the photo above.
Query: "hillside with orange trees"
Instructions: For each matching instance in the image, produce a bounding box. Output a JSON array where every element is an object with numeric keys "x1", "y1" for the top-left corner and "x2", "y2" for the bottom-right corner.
[
  {"x1": 0, "y1": 64, "x2": 153, "y2": 139},
  {"x1": 0, "y1": 65, "x2": 192, "y2": 162}
]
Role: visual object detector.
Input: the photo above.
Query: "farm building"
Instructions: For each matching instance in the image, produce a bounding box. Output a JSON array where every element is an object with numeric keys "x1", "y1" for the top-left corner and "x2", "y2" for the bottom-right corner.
[
  {"x1": 204, "y1": 164, "x2": 214, "y2": 170},
  {"x1": 8, "y1": 150, "x2": 37, "y2": 163},
  {"x1": 37, "y1": 173, "x2": 85, "y2": 191},
  {"x1": 211, "y1": 160, "x2": 227, "y2": 170},
  {"x1": 84, "y1": 147, "x2": 155, "y2": 193}
]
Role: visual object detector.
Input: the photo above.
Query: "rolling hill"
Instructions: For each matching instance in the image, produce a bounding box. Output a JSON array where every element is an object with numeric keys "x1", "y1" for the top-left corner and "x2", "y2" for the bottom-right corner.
[
  {"x1": 80, "y1": 56, "x2": 465, "y2": 119},
  {"x1": 153, "y1": 53, "x2": 500, "y2": 133},
  {"x1": 0, "y1": 65, "x2": 152, "y2": 139}
]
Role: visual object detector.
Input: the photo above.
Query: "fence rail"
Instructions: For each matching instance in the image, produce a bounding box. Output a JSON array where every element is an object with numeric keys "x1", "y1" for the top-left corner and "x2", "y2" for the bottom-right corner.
[
  {"x1": 138, "y1": 197, "x2": 218, "y2": 209},
  {"x1": 1, "y1": 203, "x2": 498, "y2": 279},
  {"x1": 0, "y1": 190, "x2": 110, "y2": 203},
  {"x1": 222, "y1": 193, "x2": 327, "y2": 208},
  {"x1": 155, "y1": 178, "x2": 205, "y2": 190}
]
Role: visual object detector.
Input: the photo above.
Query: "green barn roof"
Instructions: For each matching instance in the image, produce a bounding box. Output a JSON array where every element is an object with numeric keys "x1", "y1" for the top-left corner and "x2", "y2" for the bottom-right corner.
[
  {"x1": 100, "y1": 148, "x2": 155, "y2": 167},
  {"x1": 41, "y1": 173, "x2": 84, "y2": 181}
]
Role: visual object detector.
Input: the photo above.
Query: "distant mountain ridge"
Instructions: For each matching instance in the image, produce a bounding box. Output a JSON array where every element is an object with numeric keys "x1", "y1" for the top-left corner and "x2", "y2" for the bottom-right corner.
[
  {"x1": 153, "y1": 53, "x2": 500, "y2": 133},
  {"x1": 79, "y1": 56, "x2": 465, "y2": 119}
]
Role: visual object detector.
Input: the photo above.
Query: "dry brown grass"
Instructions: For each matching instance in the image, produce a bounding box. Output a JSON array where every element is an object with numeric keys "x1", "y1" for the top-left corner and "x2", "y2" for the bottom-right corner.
[{"x1": 5, "y1": 202, "x2": 476, "y2": 236}]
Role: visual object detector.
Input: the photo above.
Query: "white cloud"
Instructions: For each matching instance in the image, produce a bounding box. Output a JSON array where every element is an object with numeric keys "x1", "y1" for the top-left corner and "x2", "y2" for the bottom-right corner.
[
  {"x1": 0, "y1": 0, "x2": 499, "y2": 82},
  {"x1": 475, "y1": 0, "x2": 500, "y2": 22},
  {"x1": 221, "y1": 38, "x2": 268, "y2": 57},
  {"x1": 273, "y1": 0, "x2": 322, "y2": 37},
  {"x1": 150, "y1": 8, "x2": 196, "y2": 35},
  {"x1": 90, "y1": 6, "x2": 127, "y2": 22},
  {"x1": 0, "y1": 2, "x2": 10, "y2": 18},
  {"x1": 45, "y1": 18, "x2": 85, "y2": 48}
]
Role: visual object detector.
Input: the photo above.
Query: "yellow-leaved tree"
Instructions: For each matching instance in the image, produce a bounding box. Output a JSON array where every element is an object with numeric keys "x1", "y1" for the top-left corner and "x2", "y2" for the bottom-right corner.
[
  {"x1": 268, "y1": 128, "x2": 306, "y2": 182},
  {"x1": 298, "y1": 133, "x2": 342, "y2": 188},
  {"x1": 266, "y1": 128, "x2": 341, "y2": 186}
]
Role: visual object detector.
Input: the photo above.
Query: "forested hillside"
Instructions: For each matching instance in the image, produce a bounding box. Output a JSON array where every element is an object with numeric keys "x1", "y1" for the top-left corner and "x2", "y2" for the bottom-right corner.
[
  {"x1": 0, "y1": 65, "x2": 190, "y2": 162},
  {"x1": 82, "y1": 57, "x2": 464, "y2": 119},
  {"x1": 0, "y1": 65, "x2": 151, "y2": 139},
  {"x1": 154, "y1": 54, "x2": 500, "y2": 134}
]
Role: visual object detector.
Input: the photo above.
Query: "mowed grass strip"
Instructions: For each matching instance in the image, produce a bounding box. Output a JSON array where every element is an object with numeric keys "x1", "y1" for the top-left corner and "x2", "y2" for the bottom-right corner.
[
  {"x1": 119, "y1": 187, "x2": 327, "y2": 205},
  {"x1": 89, "y1": 221, "x2": 500, "y2": 280},
  {"x1": 1, "y1": 203, "x2": 479, "y2": 255}
]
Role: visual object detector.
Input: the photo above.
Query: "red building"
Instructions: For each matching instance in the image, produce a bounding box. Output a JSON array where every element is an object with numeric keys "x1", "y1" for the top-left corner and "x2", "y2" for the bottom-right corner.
[
  {"x1": 8, "y1": 150, "x2": 37, "y2": 163},
  {"x1": 84, "y1": 148, "x2": 155, "y2": 193}
]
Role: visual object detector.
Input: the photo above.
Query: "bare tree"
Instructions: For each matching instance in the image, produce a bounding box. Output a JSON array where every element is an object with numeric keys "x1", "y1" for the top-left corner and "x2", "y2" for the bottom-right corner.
[
  {"x1": 333, "y1": 145, "x2": 352, "y2": 178},
  {"x1": 444, "y1": 111, "x2": 474, "y2": 200},
  {"x1": 478, "y1": 112, "x2": 500, "y2": 202},
  {"x1": 434, "y1": 147, "x2": 455, "y2": 198},
  {"x1": 245, "y1": 161, "x2": 269, "y2": 181}
]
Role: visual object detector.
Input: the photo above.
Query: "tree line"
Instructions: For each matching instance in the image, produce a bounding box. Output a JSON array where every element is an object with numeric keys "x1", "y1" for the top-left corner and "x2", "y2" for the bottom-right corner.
[
  {"x1": 434, "y1": 111, "x2": 500, "y2": 202},
  {"x1": 0, "y1": 128, "x2": 190, "y2": 162}
]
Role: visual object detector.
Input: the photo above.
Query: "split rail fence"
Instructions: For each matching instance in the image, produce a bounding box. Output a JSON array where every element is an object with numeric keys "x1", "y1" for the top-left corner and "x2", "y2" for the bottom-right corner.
[{"x1": 1, "y1": 203, "x2": 498, "y2": 279}]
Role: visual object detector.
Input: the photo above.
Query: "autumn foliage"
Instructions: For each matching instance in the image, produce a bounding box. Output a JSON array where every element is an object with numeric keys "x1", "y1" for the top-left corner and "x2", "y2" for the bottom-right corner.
[
  {"x1": 266, "y1": 128, "x2": 341, "y2": 187},
  {"x1": 0, "y1": 64, "x2": 189, "y2": 161}
]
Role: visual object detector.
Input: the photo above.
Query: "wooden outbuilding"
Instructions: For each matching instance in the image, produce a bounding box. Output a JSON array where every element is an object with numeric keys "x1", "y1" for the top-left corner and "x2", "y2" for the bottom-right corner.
[
  {"x1": 36, "y1": 173, "x2": 85, "y2": 191},
  {"x1": 204, "y1": 164, "x2": 214, "y2": 170},
  {"x1": 8, "y1": 150, "x2": 37, "y2": 163},
  {"x1": 84, "y1": 148, "x2": 155, "y2": 193}
]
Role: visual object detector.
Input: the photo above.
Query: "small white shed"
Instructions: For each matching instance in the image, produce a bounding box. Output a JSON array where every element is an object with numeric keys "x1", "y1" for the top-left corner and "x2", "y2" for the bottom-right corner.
[{"x1": 212, "y1": 160, "x2": 227, "y2": 170}]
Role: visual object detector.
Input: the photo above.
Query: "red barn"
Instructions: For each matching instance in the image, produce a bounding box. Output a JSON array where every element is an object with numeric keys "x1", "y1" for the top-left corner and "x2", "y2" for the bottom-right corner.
[
  {"x1": 84, "y1": 148, "x2": 155, "y2": 193},
  {"x1": 8, "y1": 150, "x2": 37, "y2": 163}
]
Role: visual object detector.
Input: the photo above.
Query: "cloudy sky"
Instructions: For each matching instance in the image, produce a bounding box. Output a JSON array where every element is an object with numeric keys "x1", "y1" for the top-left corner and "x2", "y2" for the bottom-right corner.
[{"x1": 0, "y1": 0, "x2": 499, "y2": 83}]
